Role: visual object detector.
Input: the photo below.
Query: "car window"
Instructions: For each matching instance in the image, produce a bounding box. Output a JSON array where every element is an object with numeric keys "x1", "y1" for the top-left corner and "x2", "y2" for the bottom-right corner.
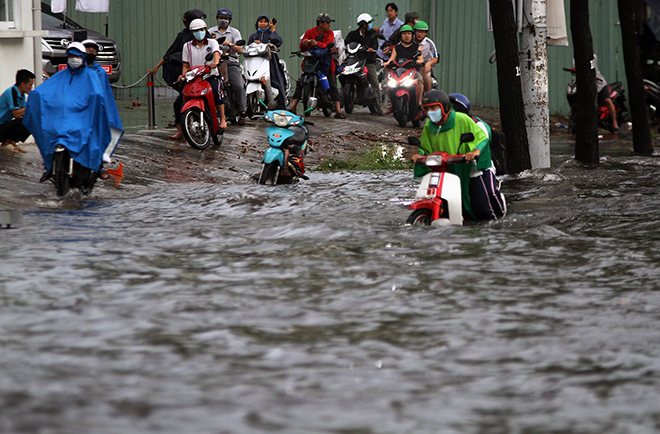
[{"x1": 41, "y1": 11, "x2": 82, "y2": 29}]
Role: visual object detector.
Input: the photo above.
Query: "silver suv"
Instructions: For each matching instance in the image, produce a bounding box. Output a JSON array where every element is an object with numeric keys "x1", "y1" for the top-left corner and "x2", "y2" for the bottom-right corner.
[{"x1": 41, "y1": 2, "x2": 121, "y2": 83}]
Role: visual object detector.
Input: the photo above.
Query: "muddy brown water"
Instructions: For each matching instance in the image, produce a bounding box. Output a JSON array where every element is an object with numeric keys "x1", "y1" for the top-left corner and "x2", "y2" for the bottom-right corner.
[{"x1": 2, "y1": 105, "x2": 660, "y2": 433}]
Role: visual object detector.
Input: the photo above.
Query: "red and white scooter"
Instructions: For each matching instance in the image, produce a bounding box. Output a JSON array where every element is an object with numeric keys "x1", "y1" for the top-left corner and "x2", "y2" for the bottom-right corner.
[
  {"x1": 180, "y1": 53, "x2": 224, "y2": 150},
  {"x1": 406, "y1": 133, "x2": 474, "y2": 226}
]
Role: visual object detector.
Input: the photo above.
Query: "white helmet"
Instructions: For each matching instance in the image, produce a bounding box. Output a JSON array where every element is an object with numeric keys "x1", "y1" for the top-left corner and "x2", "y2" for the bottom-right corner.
[
  {"x1": 189, "y1": 18, "x2": 207, "y2": 31},
  {"x1": 357, "y1": 13, "x2": 373, "y2": 26}
]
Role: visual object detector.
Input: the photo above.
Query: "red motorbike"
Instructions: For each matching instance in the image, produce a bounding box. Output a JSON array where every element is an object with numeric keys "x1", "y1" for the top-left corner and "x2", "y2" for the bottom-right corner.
[
  {"x1": 180, "y1": 56, "x2": 224, "y2": 150},
  {"x1": 386, "y1": 56, "x2": 425, "y2": 127}
]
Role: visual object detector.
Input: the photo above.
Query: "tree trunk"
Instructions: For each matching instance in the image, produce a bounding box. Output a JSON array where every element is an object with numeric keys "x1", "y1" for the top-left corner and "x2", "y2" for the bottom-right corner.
[
  {"x1": 618, "y1": 0, "x2": 654, "y2": 155},
  {"x1": 570, "y1": 0, "x2": 599, "y2": 164},
  {"x1": 489, "y1": 0, "x2": 531, "y2": 174}
]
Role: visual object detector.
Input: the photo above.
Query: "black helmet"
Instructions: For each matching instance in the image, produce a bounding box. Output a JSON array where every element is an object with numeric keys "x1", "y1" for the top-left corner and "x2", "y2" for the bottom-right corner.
[
  {"x1": 422, "y1": 90, "x2": 452, "y2": 122},
  {"x1": 183, "y1": 8, "x2": 206, "y2": 28}
]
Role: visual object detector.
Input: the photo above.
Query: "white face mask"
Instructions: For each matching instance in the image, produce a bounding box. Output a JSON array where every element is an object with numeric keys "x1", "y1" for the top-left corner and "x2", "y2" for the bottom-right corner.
[{"x1": 67, "y1": 57, "x2": 84, "y2": 69}]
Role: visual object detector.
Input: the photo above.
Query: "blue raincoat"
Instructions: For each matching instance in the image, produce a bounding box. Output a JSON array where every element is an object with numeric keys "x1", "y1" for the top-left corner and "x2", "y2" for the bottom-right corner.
[{"x1": 23, "y1": 63, "x2": 123, "y2": 173}]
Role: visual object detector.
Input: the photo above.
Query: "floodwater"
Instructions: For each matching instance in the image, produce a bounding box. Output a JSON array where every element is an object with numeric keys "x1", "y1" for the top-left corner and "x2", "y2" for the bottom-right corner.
[{"x1": 2, "y1": 140, "x2": 660, "y2": 434}]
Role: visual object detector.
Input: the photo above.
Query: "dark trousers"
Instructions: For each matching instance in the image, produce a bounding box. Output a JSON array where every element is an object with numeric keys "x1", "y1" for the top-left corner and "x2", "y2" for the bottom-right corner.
[
  {"x1": 469, "y1": 170, "x2": 506, "y2": 221},
  {"x1": 292, "y1": 73, "x2": 340, "y2": 102},
  {"x1": 0, "y1": 118, "x2": 30, "y2": 143}
]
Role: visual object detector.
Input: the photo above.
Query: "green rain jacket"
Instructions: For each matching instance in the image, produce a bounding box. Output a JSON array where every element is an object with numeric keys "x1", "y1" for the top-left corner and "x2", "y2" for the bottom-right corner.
[{"x1": 414, "y1": 110, "x2": 492, "y2": 220}]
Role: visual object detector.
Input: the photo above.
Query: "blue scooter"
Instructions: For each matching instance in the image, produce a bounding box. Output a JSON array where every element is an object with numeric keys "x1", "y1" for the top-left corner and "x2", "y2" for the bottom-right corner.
[{"x1": 259, "y1": 108, "x2": 313, "y2": 185}]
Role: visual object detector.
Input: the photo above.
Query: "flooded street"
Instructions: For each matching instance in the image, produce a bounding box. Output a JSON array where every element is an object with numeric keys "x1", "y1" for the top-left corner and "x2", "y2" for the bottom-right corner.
[{"x1": 2, "y1": 134, "x2": 660, "y2": 432}]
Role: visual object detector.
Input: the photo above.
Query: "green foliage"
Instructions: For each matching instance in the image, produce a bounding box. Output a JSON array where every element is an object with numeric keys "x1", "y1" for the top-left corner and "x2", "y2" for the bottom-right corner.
[{"x1": 315, "y1": 143, "x2": 412, "y2": 171}]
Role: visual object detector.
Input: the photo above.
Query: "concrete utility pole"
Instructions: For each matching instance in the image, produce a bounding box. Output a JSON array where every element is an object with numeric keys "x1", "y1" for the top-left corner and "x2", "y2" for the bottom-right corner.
[{"x1": 519, "y1": 0, "x2": 550, "y2": 169}]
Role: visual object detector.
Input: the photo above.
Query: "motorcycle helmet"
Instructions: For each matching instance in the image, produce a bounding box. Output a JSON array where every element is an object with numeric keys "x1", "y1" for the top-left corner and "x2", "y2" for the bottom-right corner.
[
  {"x1": 414, "y1": 20, "x2": 429, "y2": 31},
  {"x1": 183, "y1": 8, "x2": 206, "y2": 29},
  {"x1": 216, "y1": 8, "x2": 232, "y2": 19},
  {"x1": 357, "y1": 13, "x2": 373, "y2": 27},
  {"x1": 422, "y1": 90, "x2": 452, "y2": 123},
  {"x1": 82, "y1": 39, "x2": 99, "y2": 52},
  {"x1": 65, "y1": 41, "x2": 86, "y2": 57},
  {"x1": 399, "y1": 24, "x2": 414, "y2": 34},
  {"x1": 449, "y1": 93, "x2": 471, "y2": 115},
  {"x1": 189, "y1": 19, "x2": 207, "y2": 31}
]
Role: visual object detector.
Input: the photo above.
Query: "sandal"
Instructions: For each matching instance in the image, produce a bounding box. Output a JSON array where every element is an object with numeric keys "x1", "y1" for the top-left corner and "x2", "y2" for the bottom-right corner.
[
  {"x1": 99, "y1": 169, "x2": 110, "y2": 180},
  {"x1": 334, "y1": 112, "x2": 346, "y2": 119}
]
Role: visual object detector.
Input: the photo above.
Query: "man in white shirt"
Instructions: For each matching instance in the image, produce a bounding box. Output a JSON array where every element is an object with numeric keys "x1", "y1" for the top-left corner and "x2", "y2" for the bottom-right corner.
[{"x1": 414, "y1": 21, "x2": 438, "y2": 92}]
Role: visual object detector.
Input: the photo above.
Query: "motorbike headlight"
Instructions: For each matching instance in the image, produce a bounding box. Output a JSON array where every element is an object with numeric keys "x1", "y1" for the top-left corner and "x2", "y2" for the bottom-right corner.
[
  {"x1": 185, "y1": 70, "x2": 197, "y2": 81},
  {"x1": 403, "y1": 78, "x2": 415, "y2": 87},
  {"x1": 273, "y1": 112, "x2": 293, "y2": 127},
  {"x1": 387, "y1": 78, "x2": 397, "y2": 88},
  {"x1": 424, "y1": 155, "x2": 444, "y2": 167}
]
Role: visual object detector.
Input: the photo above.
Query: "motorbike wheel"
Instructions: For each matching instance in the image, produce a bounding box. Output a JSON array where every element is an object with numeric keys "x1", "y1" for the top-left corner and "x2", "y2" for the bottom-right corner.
[
  {"x1": 182, "y1": 108, "x2": 211, "y2": 150},
  {"x1": 259, "y1": 162, "x2": 280, "y2": 185},
  {"x1": 343, "y1": 83, "x2": 355, "y2": 114},
  {"x1": 52, "y1": 149, "x2": 70, "y2": 197},
  {"x1": 394, "y1": 96, "x2": 409, "y2": 128},
  {"x1": 406, "y1": 209, "x2": 432, "y2": 226},
  {"x1": 368, "y1": 102, "x2": 378, "y2": 114},
  {"x1": 322, "y1": 106, "x2": 332, "y2": 117}
]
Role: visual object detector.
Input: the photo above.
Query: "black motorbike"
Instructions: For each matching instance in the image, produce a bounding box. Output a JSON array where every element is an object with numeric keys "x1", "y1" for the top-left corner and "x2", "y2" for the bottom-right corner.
[
  {"x1": 48, "y1": 145, "x2": 98, "y2": 196},
  {"x1": 563, "y1": 67, "x2": 629, "y2": 133},
  {"x1": 338, "y1": 41, "x2": 382, "y2": 114},
  {"x1": 291, "y1": 43, "x2": 335, "y2": 117}
]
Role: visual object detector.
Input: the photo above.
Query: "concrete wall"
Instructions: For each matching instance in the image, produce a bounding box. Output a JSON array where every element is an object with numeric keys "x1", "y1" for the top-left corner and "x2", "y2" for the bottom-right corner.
[{"x1": 0, "y1": 0, "x2": 44, "y2": 92}]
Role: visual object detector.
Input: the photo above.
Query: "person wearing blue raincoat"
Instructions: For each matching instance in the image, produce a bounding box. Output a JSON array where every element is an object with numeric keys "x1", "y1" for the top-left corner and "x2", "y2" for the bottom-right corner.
[{"x1": 23, "y1": 42, "x2": 123, "y2": 175}]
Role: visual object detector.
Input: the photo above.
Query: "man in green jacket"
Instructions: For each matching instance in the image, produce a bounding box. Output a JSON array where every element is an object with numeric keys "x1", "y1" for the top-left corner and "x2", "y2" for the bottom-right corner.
[{"x1": 412, "y1": 90, "x2": 505, "y2": 221}]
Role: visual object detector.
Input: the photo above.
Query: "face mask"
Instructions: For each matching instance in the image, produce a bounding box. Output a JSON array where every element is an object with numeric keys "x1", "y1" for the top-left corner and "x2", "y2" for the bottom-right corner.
[
  {"x1": 86, "y1": 54, "x2": 96, "y2": 65},
  {"x1": 67, "y1": 57, "x2": 84, "y2": 69},
  {"x1": 193, "y1": 30, "x2": 206, "y2": 41},
  {"x1": 427, "y1": 108, "x2": 444, "y2": 124},
  {"x1": 217, "y1": 19, "x2": 229, "y2": 29},
  {"x1": 368, "y1": 23, "x2": 373, "y2": 30}
]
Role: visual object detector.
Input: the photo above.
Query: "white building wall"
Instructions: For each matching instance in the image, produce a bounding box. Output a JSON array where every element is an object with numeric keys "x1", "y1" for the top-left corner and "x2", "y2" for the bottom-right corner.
[{"x1": 0, "y1": 0, "x2": 46, "y2": 92}]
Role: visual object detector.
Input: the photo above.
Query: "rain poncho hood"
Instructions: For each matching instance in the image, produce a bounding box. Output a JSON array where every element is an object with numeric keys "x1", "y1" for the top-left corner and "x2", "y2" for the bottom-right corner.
[
  {"x1": 23, "y1": 65, "x2": 123, "y2": 173},
  {"x1": 248, "y1": 15, "x2": 282, "y2": 47}
]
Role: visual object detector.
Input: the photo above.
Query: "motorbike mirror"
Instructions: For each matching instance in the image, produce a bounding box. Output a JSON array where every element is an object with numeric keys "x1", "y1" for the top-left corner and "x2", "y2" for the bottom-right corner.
[
  {"x1": 327, "y1": 42, "x2": 335, "y2": 49},
  {"x1": 235, "y1": 39, "x2": 246, "y2": 46},
  {"x1": 216, "y1": 36, "x2": 226, "y2": 44},
  {"x1": 408, "y1": 137, "x2": 421, "y2": 147},
  {"x1": 205, "y1": 53, "x2": 214, "y2": 61},
  {"x1": 270, "y1": 38, "x2": 281, "y2": 45},
  {"x1": 376, "y1": 33, "x2": 386, "y2": 40},
  {"x1": 459, "y1": 133, "x2": 475, "y2": 143}
]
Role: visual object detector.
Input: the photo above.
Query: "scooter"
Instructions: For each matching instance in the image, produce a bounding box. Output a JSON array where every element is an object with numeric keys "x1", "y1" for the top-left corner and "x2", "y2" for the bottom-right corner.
[
  {"x1": 563, "y1": 67, "x2": 629, "y2": 134},
  {"x1": 180, "y1": 53, "x2": 224, "y2": 150},
  {"x1": 338, "y1": 41, "x2": 381, "y2": 114},
  {"x1": 386, "y1": 54, "x2": 425, "y2": 127},
  {"x1": 291, "y1": 43, "x2": 335, "y2": 117},
  {"x1": 243, "y1": 41, "x2": 290, "y2": 117},
  {"x1": 48, "y1": 145, "x2": 98, "y2": 196},
  {"x1": 258, "y1": 107, "x2": 313, "y2": 185},
  {"x1": 406, "y1": 133, "x2": 474, "y2": 226}
]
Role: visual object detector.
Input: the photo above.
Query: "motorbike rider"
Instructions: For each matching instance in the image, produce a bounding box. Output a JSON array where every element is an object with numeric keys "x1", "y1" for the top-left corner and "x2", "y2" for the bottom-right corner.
[
  {"x1": 344, "y1": 13, "x2": 384, "y2": 115},
  {"x1": 247, "y1": 14, "x2": 287, "y2": 109},
  {"x1": 383, "y1": 24, "x2": 424, "y2": 108},
  {"x1": 374, "y1": 3, "x2": 403, "y2": 61},
  {"x1": 383, "y1": 11, "x2": 419, "y2": 54},
  {"x1": 181, "y1": 18, "x2": 227, "y2": 130},
  {"x1": 413, "y1": 21, "x2": 438, "y2": 92},
  {"x1": 411, "y1": 90, "x2": 505, "y2": 221},
  {"x1": 24, "y1": 42, "x2": 122, "y2": 181},
  {"x1": 288, "y1": 13, "x2": 346, "y2": 119},
  {"x1": 147, "y1": 8, "x2": 208, "y2": 140},
  {"x1": 574, "y1": 54, "x2": 619, "y2": 133},
  {"x1": 209, "y1": 8, "x2": 248, "y2": 126}
]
